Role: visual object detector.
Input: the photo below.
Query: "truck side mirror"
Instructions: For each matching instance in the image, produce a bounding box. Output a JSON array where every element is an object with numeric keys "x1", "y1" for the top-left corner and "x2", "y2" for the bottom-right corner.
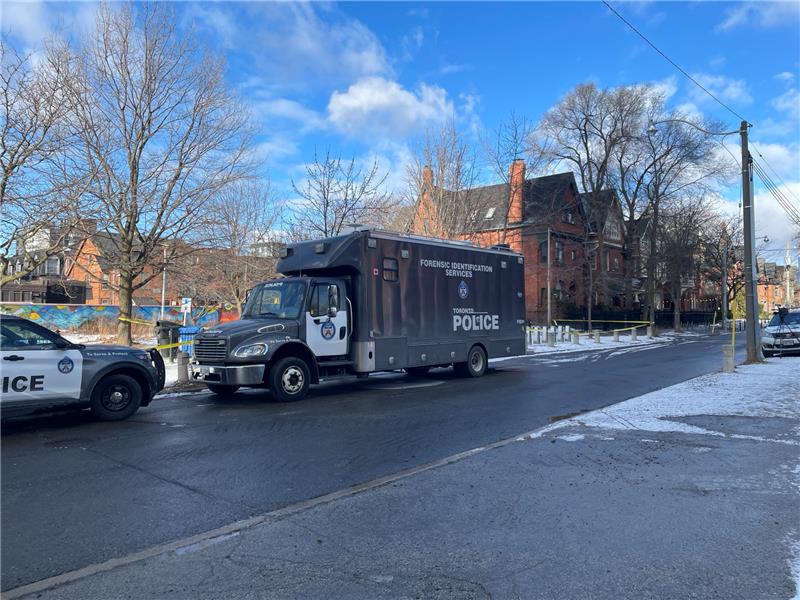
[{"x1": 328, "y1": 306, "x2": 338, "y2": 318}]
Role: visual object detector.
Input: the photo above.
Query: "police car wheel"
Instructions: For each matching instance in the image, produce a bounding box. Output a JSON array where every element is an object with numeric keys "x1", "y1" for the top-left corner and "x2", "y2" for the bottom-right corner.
[
  {"x1": 90, "y1": 374, "x2": 143, "y2": 421},
  {"x1": 455, "y1": 346, "x2": 487, "y2": 378},
  {"x1": 206, "y1": 384, "x2": 240, "y2": 396},
  {"x1": 270, "y1": 357, "x2": 310, "y2": 402}
]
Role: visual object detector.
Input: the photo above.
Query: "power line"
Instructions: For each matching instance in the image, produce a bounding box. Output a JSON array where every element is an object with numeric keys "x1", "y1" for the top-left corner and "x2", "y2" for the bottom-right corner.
[
  {"x1": 751, "y1": 143, "x2": 800, "y2": 204},
  {"x1": 601, "y1": 1, "x2": 749, "y2": 124},
  {"x1": 753, "y1": 160, "x2": 800, "y2": 226}
]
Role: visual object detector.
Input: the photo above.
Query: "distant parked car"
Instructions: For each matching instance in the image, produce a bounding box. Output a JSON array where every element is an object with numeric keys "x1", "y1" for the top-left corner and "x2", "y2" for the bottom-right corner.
[
  {"x1": 761, "y1": 308, "x2": 800, "y2": 357},
  {"x1": 1, "y1": 315, "x2": 165, "y2": 420}
]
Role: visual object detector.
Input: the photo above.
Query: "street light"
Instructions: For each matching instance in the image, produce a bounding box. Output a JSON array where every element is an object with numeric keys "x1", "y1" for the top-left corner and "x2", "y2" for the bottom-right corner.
[
  {"x1": 584, "y1": 235, "x2": 599, "y2": 331},
  {"x1": 647, "y1": 118, "x2": 761, "y2": 362}
]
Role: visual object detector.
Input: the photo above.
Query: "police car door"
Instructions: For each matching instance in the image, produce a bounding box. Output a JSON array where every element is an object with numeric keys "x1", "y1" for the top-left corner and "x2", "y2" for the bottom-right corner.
[
  {"x1": 305, "y1": 282, "x2": 348, "y2": 357},
  {"x1": 0, "y1": 320, "x2": 83, "y2": 405}
]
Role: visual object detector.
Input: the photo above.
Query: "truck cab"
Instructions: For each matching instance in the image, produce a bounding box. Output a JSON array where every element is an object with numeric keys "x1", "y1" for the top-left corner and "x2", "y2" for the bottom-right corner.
[{"x1": 191, "y1": 277, "x2": 352, "y2": 401}]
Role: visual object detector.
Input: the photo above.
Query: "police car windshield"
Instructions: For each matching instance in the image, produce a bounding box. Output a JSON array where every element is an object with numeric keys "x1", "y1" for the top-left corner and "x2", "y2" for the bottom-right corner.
[
  {"x1": 243, "y1": 281, "x2": 306, "y2": 320},
  {"x1": 768, "y1": 312, "x2": 800, "y2": 327}
]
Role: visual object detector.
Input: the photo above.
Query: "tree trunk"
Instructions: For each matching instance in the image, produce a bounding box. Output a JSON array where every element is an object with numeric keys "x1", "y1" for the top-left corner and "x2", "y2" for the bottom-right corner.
[
  {"x1": 117, "y1": 274, "x2": 134, "y2": 346},
  {"x1": 672, "y1": 264, "x2": 682, "y2": 331}
]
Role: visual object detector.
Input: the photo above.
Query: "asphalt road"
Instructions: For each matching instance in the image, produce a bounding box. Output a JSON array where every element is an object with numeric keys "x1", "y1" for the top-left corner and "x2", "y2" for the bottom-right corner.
[{"x1": 1, "y1": 333, "x2": 745, "y2": 592}]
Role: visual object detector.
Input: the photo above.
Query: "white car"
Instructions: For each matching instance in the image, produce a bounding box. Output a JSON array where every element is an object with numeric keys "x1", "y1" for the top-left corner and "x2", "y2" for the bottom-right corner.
[{"x1": 761, "y1": 308, "x2": 800, "y2": 357}]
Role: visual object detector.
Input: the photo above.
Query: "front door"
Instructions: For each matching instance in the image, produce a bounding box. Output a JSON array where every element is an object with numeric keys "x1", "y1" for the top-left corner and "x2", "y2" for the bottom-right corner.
[
  {"x1": 304, "y1": 282, "x2": 348, "y2": 357},
  {"x1": 1, "y1": 320, "x2": 83, "y2": 405}
]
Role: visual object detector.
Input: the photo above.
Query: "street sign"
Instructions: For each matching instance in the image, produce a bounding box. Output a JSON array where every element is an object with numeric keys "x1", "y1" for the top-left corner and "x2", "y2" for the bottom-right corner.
[{"x1": 180, "y1": 297, "x2": 192, "y2": 314}]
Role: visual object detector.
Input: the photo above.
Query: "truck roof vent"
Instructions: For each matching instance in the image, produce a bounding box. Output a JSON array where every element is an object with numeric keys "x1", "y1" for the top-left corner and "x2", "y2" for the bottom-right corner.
[
  {"x1": 489, "y1": 243, "x2": 511, "y2": 251},
  {"x1": 344, "y1": 223, "x2": 370, "y2": 233}
]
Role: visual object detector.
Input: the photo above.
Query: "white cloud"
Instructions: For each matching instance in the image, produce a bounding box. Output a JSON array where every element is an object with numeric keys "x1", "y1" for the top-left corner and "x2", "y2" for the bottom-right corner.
[
  {"x1": 775, "y1": 71, "x2": 795, "y2": 83},
  {"x1": 717, "y1": 1, "x2": 800, "y2": 31},
  {"x1": 772, "y1": 88, "x2": 800, "y2": 122},
  {"x1": 440, "y1": 63, "x2": 471, "y2": 75},
  {"x1": 753, "y1": 181, "x2": 800, "y2": 258},
  {"x1": 1, "y1": 1, "x2": 97, "y2": 49},
  {"x1": 689, "y1": 73, "x2": 753, "y2": 106},
  {"x1": 328, "y1": 77, "x2": 453, "y2": 141},
  {"x1": 650, "y1": 76, "x2": 678, "y2": 101}
]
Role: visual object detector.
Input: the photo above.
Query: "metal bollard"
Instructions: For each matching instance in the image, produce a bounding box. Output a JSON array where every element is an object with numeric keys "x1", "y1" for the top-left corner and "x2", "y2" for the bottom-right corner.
[
  {"x1": 631, "y1": 327, "x2": 638, "y2": 342},
  {"x1": 177, "y1": 352, "x2": 190, "y2": 383},
  {"x1": 613, "y1": 330, "x2": 620, "y2": 343},
  {"x1": 572, "y1": 331, "x2": 580, "y2": 345},
  {"x1": 722, "y1": 345, "x2": 734, "y2": 373},
  {"x1": 547, "y1": 332, "x2": 555, "y2": 347},
  {"x1": 593, "y1": 329, "x2": 601, "y2": 343}
]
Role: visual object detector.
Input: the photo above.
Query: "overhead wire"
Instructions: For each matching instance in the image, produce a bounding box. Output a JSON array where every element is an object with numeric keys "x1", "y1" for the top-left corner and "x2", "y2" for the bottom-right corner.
[
  {"x1": 751, "y1": 143, "x2": 800, "y2": 204},
  {"x1": 752, "y1": 160, "x2": 800, "y2": 227},
  {"x1": 601, "y1": 0, "x2": 749, "y2": 123}
]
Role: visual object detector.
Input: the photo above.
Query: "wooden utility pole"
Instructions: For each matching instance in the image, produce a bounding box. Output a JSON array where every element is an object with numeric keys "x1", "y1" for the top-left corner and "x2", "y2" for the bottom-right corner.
[{"x1": 740, "y1": 120, "x2": 762, "y2": 362}]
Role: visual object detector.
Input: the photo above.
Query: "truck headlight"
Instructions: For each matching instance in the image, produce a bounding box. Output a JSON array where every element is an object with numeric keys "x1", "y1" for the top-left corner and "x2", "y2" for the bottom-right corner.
[{"x1": 233, "y1": 343, "x2": 269, "y2": 357}]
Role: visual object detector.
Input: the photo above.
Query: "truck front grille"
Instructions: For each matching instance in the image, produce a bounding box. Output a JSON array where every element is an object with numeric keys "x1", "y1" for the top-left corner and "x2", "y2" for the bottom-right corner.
[{"x1": 194, "y1": 337, "x2": 228, "y2": 362}]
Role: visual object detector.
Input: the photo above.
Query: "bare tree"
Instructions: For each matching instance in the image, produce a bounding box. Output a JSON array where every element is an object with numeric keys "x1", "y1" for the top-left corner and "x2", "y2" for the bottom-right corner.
[
  {"x1": 60, "y1": 3, "x2": 253, "y2": 344},
  {"x1": 479, "y1": 111, "x2": 550, "y2": 243},
  {"x1": 659, "y1": 195, "x2": 713, "y2": 329},
  {"x1": 700, "y1": 212, "x2": 744, "y2": 322},
  {"x1": 289, "y1": 149, "x2": 390, "y2": 240},
  {"x1": 406, "y1": 120, "x2": 485, "y2": 239},
  {"x1": 0, "y1": 42, "x2": 90, "y2": 285},
  {"x1": 171, "y1": 180, "x2": 281, "y2": 316},
  {"x1": 537, "y1": 83, "x2": 647, "y2": 305}
]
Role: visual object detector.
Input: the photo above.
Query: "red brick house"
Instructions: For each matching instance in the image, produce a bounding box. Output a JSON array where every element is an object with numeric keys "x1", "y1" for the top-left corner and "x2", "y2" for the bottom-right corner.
[{"x1": 411, "y1": 160, "x2": 591, "y2": 322}]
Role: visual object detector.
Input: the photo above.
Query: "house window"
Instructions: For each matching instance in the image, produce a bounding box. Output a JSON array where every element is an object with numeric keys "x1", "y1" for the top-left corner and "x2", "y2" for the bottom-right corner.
[
  {"x1": 605, "y1": 251, "x2": 610, "y2": 271},
  {"x1": 382, "y1": 257, "x2": 399, "y2": 282},
  {"x1": 555, "y1": 241, "x2": 564, "y2": 263},
  {"x1": 101, "y1": 298, "x2": 110, "y2": 305},
  {"x1": 613, "y1": 256, "x2": 620, "y2": 271},
  {"x1": 484, "y1": 207, "x2": 496, "y2": 220},
  {"x1": 45, "y1": 257, "x2": 59, "y2": 275},
  {"x1": 571, "y1": 249, "x2": 577, "y2": 262},
  {"x1": 539, "y1": 241, "x2": 548, "y2": 263},
  {"x1": 102, "y1": 275, "x2": 109, "y2": 289},
  {"x1": 563, "y1": 209, "x2": 575, "y2": 224}
]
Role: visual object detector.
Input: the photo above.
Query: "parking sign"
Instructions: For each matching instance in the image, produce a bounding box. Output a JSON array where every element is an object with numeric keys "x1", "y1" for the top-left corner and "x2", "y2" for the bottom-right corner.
[{"x1": 180, "y1": 297, "x2": 192, "y2": 314}]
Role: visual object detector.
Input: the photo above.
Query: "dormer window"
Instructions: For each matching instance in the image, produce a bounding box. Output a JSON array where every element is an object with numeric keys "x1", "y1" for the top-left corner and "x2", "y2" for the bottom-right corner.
[
  {"x1": 562, "y1": 209, "x2": 575, "y2": 224},
  {"x1": 484, "y1": 207, "x2": 496, "y2": 219}
]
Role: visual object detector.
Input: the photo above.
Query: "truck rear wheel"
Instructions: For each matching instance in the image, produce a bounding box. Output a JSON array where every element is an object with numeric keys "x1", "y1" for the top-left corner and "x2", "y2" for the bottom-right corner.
[
  {"x1": 269, "y1": 357, "x2": 310, "y2": 402},
  {"x1": 90, "y1": 374, "x2": 143, "y2": 421},
  {"x1": 454, "y1": 345, "x2": 487, "y2": 378}
]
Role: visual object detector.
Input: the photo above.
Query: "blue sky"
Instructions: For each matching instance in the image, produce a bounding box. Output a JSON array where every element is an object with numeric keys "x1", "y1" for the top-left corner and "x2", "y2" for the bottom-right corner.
[{"x1": 3, "y1": 1, "x2": 799, "y2": 262}]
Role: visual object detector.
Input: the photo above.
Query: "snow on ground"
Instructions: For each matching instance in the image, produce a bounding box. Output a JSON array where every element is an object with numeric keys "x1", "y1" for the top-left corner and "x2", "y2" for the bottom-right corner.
[
  {"x1": 526, "y1": 333, "x2": 671, "y2": 355},
  {"x1": 523, "y1": 357, "x2": 799, "y2": 441}
]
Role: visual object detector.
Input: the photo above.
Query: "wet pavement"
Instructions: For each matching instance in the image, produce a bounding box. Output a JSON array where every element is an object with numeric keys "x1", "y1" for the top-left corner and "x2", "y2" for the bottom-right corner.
[{"x1": 2, "y1": 334, "x2": 748, "y2": 594}]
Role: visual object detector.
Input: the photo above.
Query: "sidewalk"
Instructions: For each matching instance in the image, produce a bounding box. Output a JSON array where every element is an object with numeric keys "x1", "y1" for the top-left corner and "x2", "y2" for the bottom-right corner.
[{"x1": 15, "y1": 358, "x2": 799, "y2": 600}]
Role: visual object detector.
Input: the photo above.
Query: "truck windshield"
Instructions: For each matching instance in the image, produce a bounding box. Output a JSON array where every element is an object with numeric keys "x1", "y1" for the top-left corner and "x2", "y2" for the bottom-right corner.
[{"x1": 243, "y1": 281, "x2": 307, "y2": 319}]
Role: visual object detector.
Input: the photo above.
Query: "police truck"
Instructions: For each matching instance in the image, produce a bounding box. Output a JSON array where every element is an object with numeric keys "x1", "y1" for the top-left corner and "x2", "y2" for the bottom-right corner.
[{"x1": 190, "y1": 229, "x2": 526, "y2": 401}]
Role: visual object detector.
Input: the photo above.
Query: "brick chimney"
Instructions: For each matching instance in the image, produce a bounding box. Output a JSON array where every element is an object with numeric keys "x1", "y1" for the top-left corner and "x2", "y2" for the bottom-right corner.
[
  {"x1": 422, "y1": 164, "x2": 433, "y2": 192},
  {"x1": 507, "y1": 158, "x2": 525, "y2": 224}
]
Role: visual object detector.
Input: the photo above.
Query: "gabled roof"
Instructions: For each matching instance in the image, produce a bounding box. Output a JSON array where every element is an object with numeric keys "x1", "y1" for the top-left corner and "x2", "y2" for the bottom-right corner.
[
  {"x1": 578, "y1": 189, "x2": 622, "y2": 234},
  {"x1": 466, "y1": 172, "x2": 581, "y2": 232}
]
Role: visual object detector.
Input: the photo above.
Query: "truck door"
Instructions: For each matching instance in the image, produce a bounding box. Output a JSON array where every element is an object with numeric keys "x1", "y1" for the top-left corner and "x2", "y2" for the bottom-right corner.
[{"x1": 304, "y1": 282, "x2": 348, "y2": 357}]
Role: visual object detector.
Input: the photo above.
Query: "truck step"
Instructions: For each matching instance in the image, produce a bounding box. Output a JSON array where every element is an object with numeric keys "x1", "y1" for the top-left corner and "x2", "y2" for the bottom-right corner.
[{"x1": 317, "y1": 359, "x2": 354, "y2": 368}]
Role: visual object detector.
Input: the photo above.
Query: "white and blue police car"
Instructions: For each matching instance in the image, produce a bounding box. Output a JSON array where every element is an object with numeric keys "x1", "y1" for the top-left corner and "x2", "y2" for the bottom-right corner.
[{"x1": 1, "y1": 315, "x2": 165, "y2": 420}]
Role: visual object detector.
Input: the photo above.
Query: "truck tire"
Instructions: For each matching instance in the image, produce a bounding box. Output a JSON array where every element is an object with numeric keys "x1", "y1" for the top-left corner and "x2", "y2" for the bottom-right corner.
[
  {"x1": 454, "y1": 345, "x2": 487, "y2": 378},
  {"x1": 269, "y1": 357, "x2": 310, "y2": 402},
  {"x1": 405, "y1": 366, "x2": 430, "y2": 377},
  {"x1": 90, "y1": 373, "x2": 143, "y2": 421},
  {"x1": 206, "y1": 384, "x2": 240, "y2": 396}
]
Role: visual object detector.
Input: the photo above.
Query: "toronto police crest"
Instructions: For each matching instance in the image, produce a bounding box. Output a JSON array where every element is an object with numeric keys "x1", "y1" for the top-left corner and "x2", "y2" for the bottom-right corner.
[
  {"x1": 320, "y1": 321, "x2": 336, "y2": 340},
  {"x1": 458, "y1": 280, "x2": 469, "y2": 299},
  {"x1": 57, "y1": 357, "x2": 74, "y2": 374}
]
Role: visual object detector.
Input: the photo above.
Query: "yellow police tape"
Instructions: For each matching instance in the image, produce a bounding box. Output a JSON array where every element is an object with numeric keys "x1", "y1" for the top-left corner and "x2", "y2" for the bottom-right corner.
[
  {"x1": 153, "y1": 340, "x2": 194, "y2": 351},
  {"x1": 118, "y1": 316, "x2": 158, "y2": 326}
]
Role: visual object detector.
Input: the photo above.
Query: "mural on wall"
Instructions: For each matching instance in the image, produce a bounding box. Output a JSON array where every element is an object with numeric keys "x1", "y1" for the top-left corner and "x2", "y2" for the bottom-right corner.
[{"x1": 0, "y1": 304, "x2": 239, "y2": 331}]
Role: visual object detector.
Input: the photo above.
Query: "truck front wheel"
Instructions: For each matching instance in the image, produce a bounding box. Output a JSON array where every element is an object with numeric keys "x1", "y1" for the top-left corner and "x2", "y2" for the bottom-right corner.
[
  {"x1": 454, "y1": 346, "x2": 487, "y2": 378},
  {"x1": 269, "y1": 357, "x2": 310, "y2": 402}
]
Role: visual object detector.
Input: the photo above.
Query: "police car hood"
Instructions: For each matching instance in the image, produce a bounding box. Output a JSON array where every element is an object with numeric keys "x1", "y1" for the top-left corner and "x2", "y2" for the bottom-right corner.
[
  {"x1": 81, "y1": 344, "x2": 145, "y2": 355},
  {"x1": 764, "y1": 324, "x2": 800, "y2": 334}
]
